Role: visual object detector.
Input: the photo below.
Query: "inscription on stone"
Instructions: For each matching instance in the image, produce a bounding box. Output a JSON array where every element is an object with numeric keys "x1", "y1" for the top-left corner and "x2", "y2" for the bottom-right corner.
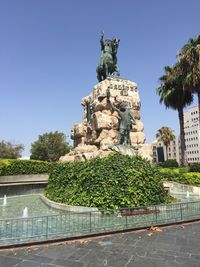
[{"x1": 121, "y1": 89, "x2": 129, "y2": 96}]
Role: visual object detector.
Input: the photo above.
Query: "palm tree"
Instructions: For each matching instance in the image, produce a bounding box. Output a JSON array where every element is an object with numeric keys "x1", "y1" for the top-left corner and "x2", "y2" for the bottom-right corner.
[
  {"x1": 157, "y1": 64, "x2": 193, "y2": 166},
  {"x1": 179, "y1": 35, "x2": 200, "y2": 123},
  {"x1": 156, "y1": 127, "x2": 175, "y2": 160}
]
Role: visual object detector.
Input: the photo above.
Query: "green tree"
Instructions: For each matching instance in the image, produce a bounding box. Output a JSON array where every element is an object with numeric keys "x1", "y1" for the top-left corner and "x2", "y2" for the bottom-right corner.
[
  {"x1": 156, "y1": 127, "x2": 175, "y2": 160},
  {"x1": 179, "y1": 35, "x2": 200, "y2": 123},
  {"x1": 0, "y1": 140, "x2": 24, "y2": 159},
  {"x1": 30, "y1": 131, "x2": 71, "y2": 162},
  {"x1": 157, "y1": 64, "x2": 193, "y2": 166}
]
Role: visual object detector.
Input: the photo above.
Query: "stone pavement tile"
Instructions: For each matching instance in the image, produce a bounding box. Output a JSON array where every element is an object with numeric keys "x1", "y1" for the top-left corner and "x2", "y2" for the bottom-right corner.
[
  {"x1": 53, "y1": 258, "x2": 84, "y2": 267},
  {"x1": 103, "y1": 243, "x2": 129, "y2": 254},
  {"x1": 127, "y1": 256, "x2": 165, "y2": 267},
  {"x1": 80, "y1": 249, "x2": 109, "y2": 266},
  {"x1": 191, "y1": 222, "x2": 200, "y2": 231},
  {"x1": 124, "y1": 245, "x2": 147, "y2": 257},
  {"x1": 122, "y1": 236, "x2": 138, "y2": 247},
  {"x1": 97, "y1": 239, "x2": 115, "y2": 247},
  {"x1": 1, "y1": 223, "x2": 200, "y2": 267},
  {"x1": 145, "y1": 250, "x2": 175, "y2": 262},
  {"x1": 161, "y1": 227, "x2": 178, "y2": 235},
  {"x1": 147, "y1": 248, "x2": 190, "y2": 260},
  {"x1": 134, "y1": 236, "x2": 155, "y2": 247},
  {"x1": 85, "y1": 263, "x2": 112, "y2": 267},
  {"x1": 0, "y1": 247, "x2": 42, "y2": 258},
  {"x1": 105, "y1": 234, "x2": 126, "y2": 244},
  {"x1": 154, "y1": 234, "x2": 176, "y2": 244},
  {"x1": 67, "y1": 248, "x2": 90, "y2": 261},
  {"x1": 22, "y1": 254, "x2": 55, "y2": 264},
  {"x1": 106, "y1": 252, "x2": 134, "y2": 267},
  {"x1": 76, "y1": 240, "x2": 104, "y2": 250},
  {"x1": 175, "y1": 235, "x2": 189, "y2": 246},
  {"x1": 37, "y1": 244, "x2": 75, "y2": 259},
  {"x1": 165, "y1": 259, "x2": 200, "y2": 267},
  {"x1": 189, "y1": 232, "x2": 200, "y2": 239},
  {"x1": 0, "y1": 255, "x2": 22, "y2": 267},
  {"x1": 125, "y1": 230, "x2": 150, "y2": 239},
  {"x1": 41, "y1": 265, "x2": 60, "y2": 267},
  {"x1": 175, "y1": 255, "x2": 199, "y2": 265},
  {"x1": 13, "y1": 260, "x2": 53, "y2": 267},
  {"x1": 180, "y1": 245, "x2": 200, "y2": 255},
  {"x1": 147, "y1": 241, "x2": 181, "y2": 252},
  {"x1": 191, "y1": 254, "x2": 200, "y2": 261},
  {"x1": 188, "y1": 237, "x2": 200, "y2": 247}
]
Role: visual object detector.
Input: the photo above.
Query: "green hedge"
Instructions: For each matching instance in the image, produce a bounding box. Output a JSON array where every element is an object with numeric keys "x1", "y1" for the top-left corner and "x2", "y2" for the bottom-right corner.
[
  {"x1": 45, "y1": 153, "x2": 168, "y2": 209},
  {"x1": 160, "y1": 167, "x2": 200, "y2": 186},
  {"x1": 189, "y1": 163, "x2": 200, "y2": 172},
  {"x1": 159, "y1": 159, "x2": 179, "y2": 168},
  {"x1": 0, "y1": 159, "x2": 57, "y2": 176}
]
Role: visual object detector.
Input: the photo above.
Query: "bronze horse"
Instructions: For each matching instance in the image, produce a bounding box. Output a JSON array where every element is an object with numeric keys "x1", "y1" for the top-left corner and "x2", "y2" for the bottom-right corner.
[{"x1": 97, "y1": 33, "x2": 120, "y2": 82}]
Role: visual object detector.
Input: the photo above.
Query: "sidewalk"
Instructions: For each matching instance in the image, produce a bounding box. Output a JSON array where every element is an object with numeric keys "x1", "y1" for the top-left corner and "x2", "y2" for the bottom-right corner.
[{"x1": 0, "y1": 222, "x2": 200, "y2": 267}]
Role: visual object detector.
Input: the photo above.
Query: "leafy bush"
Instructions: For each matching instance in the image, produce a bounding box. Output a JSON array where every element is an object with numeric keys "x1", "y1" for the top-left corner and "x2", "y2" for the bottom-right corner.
[
  {"x1": 160, "y1": 167, "x2": 200, "y2": 186},
  {"x1": 0, "y1": 159, "x2": 57, "y2": 176},
  {"x1": 189, "y1": 163, "x2": 200, "y2": 172},
  {"x1": 45, "y1": 153, "x2": 168, "y2": 209},
  {"x1": 159, "y1": 159, "x2": 179, "y2": 168}
]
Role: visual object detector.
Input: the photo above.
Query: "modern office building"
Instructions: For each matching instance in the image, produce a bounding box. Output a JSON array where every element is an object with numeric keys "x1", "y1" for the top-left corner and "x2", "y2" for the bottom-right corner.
[
  {"x1": 152, "y1": 106, "x2": 200, "y2": 164},
  {"x1": 184, "y1": 106, "x2": 200, "y2": 163},
  {"x1": 152, "y1": 137, "x2": 180, "y2": 164}
]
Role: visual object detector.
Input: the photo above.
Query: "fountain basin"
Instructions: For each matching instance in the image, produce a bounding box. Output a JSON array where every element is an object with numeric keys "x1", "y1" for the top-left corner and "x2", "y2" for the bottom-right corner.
[{"x1": 0, "y1": 183, "x2": 200, "y2": 247}]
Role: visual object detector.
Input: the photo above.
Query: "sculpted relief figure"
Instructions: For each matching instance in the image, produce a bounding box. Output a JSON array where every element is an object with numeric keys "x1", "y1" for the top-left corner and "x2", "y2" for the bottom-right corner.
[
  {"x1": 106, "y1": 88, "x2": 135, "y2": 145},
  {"x1": 97, "y1": 31, "x2": 120, "y2": 82}
]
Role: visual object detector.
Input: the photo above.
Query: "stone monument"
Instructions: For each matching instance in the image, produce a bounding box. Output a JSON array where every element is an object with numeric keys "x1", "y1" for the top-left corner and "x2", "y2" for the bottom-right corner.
[{"x1": 60, "y1": 33, "x2": 152, "y2": 162}]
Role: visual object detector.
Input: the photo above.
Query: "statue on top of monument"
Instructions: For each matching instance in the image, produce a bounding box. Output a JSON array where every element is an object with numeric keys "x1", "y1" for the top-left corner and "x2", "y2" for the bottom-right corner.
[
  {"x1": 106, "y1": 88, "x2": 135, "y2": 145},
  {"x1": 96, "y1": 31, "x2": 120, "y2": 82}
]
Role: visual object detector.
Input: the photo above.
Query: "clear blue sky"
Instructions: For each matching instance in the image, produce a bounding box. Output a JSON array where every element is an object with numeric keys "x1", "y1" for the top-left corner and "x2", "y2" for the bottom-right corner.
[{"x1": 0, "y1": 0, "x2": 199, "y2": 156}]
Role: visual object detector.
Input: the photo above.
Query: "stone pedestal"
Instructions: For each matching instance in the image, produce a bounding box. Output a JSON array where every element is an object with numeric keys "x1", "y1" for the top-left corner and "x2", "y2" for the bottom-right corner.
[{"x1": 60, "y1": 77, "x2": 151, "y2": 162}]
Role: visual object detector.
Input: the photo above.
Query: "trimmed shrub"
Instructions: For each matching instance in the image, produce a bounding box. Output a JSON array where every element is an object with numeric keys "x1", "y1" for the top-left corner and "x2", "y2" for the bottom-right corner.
[
  {"x1": 45, "y1": 153, "x2": 168, "y2": 209},
  {"x1": 159, "y1": 159, "x2": 179, "y2": 168},
  {"x1": 189, "y1": 163, "x2": 200, "y2": 172},
  {"x1": 0, "y1": 159, "x2": 57, "y2": 176},
  {"x1": 160, "y1": 168, "x2": 200, "y2": 186}
]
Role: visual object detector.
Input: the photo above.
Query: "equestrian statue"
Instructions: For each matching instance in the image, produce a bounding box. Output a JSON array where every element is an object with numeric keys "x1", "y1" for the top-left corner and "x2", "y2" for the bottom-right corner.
[{"x1": 96, "y1": 31, "x2": 120, "y2": 82}]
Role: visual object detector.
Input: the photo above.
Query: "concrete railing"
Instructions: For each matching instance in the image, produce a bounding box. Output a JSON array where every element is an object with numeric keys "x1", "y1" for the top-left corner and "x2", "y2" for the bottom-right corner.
[
  {"x1": 0, "y1": 174, "x2": 48, "y2": 186},
  {"x1": 163, "y1": 181, "x2": 200, "y2": 195},
  {"x1": 40, "y1": 194, "x2": 99, "y2": 213}
]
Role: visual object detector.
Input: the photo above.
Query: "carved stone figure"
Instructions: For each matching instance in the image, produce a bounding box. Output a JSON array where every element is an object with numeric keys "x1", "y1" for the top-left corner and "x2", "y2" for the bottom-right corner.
[
  {"x1": 107, "y1": 88, "x2": 135, "y2": 145},
  {"x1": 96, "y1": 31, "x2": 120, "y2": 82}
]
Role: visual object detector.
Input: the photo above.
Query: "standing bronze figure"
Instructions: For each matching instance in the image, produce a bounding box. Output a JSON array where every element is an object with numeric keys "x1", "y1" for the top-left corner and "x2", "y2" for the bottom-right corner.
[
  {"x1": 96, "y1": 31, "x2": 120, "y2": 82},
  {"x1": 106, "y1": 88, "x2": 135, "y2": 145}
]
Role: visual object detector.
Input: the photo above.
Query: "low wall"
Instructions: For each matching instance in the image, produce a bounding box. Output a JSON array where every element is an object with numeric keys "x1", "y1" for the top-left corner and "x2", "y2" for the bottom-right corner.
[
  {"x1": 0, "y1": 174, "x2": 48, "y2": 197},
  {"x1": 40, "y1": 195, "x2": 99, "y2": 213},
  {"x1": 0, "y1": 184, "x2": 46, "y2": 197},
  {"x1": 163, "y1": 181, "x2": 200, "y2": 195},
  {"x1": 0, "y1": 174, "x2": 48, "y2": 185}
]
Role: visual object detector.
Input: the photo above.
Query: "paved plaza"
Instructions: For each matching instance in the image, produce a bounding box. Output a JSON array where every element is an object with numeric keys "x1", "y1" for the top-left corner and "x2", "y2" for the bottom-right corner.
[{"x1": 0, "y1": 222, "x2": 200, "y2": 267}]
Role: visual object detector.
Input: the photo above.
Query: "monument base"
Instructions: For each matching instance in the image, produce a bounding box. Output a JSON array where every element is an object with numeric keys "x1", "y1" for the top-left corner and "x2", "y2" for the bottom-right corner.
[
  {"x1": 60, "y1": 143, "x2": 152, "y2": 162},
  {"x1": 60, "y1": 77, "x2": 152, "y2": 162}
]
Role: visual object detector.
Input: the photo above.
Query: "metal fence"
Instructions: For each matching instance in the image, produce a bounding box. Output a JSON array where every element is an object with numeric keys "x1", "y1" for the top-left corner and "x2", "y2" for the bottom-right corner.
[{"x1": 1, "y1": 201, "x2": 200, "y2": 246}]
